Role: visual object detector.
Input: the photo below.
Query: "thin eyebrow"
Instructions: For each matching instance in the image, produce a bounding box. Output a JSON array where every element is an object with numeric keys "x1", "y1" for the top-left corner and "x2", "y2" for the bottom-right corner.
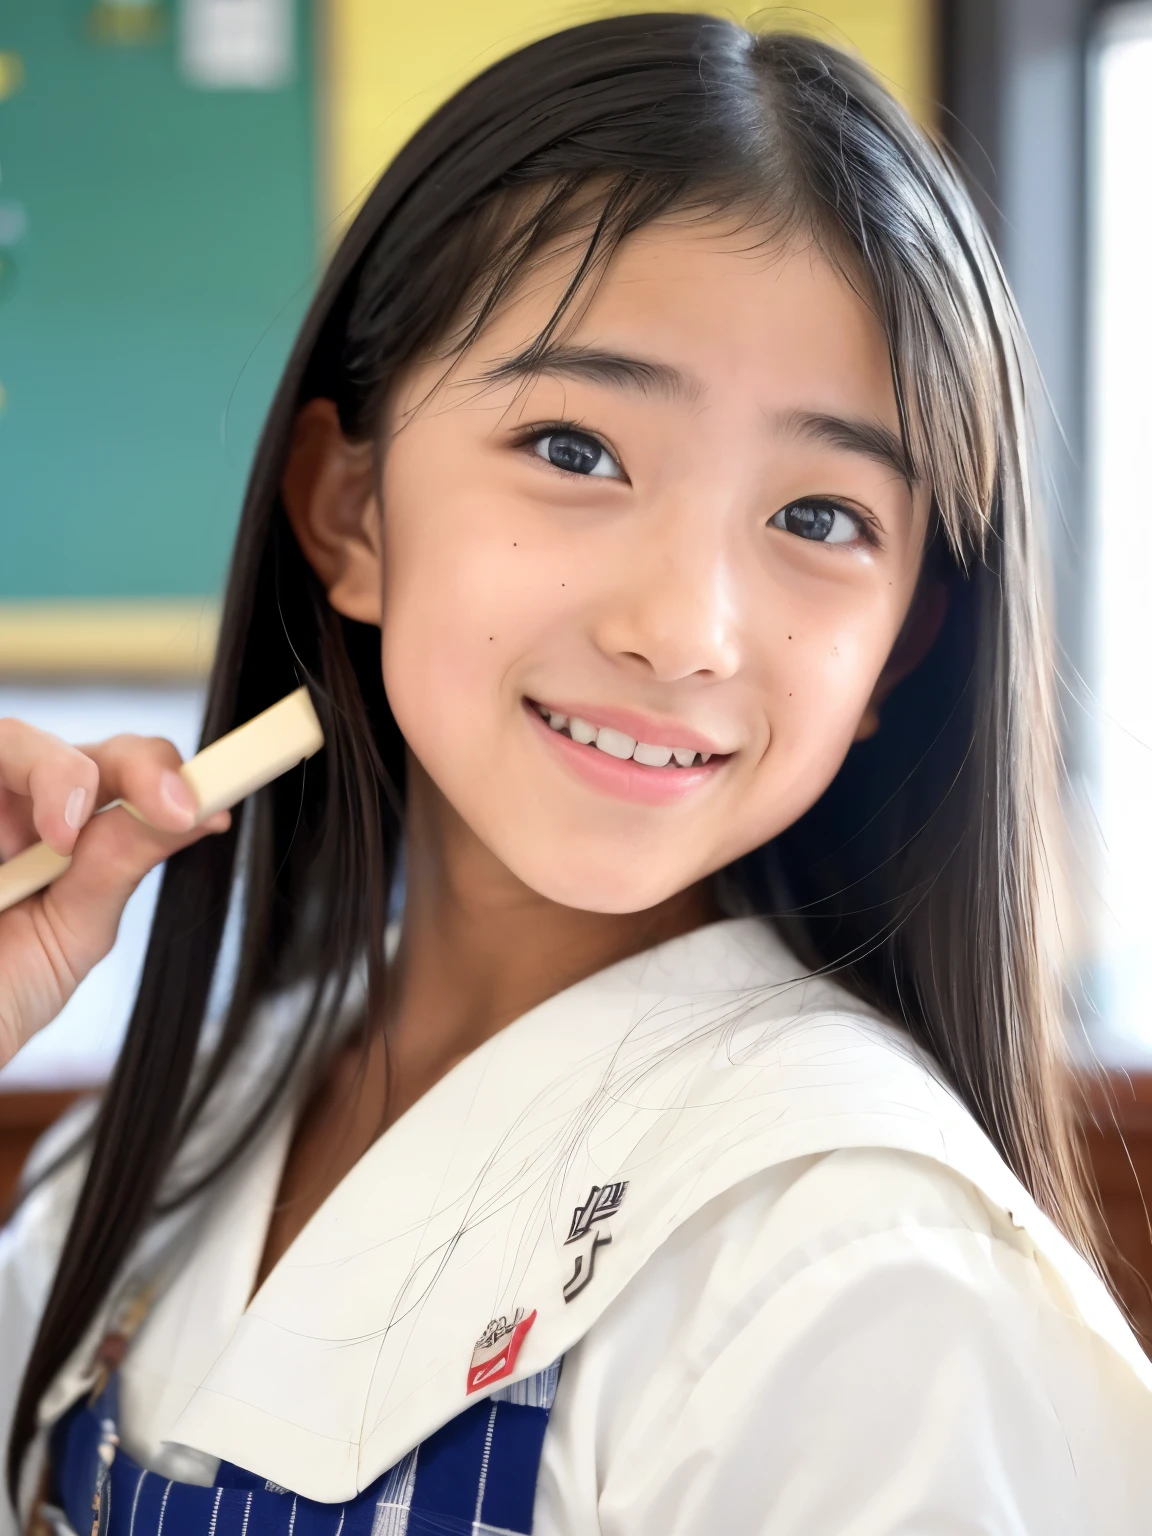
[
  {"x1": 480, "y1": 344, "x2": 702, "y2": 402},
  {"x1": 779, "y1": 408, "x2": 918, "y2": 486}
]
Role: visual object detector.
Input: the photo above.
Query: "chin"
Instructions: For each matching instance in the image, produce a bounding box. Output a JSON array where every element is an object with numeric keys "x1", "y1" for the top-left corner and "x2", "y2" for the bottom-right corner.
[{"x1": 501, "y1": 843, "x2": 696, "y2": 916}]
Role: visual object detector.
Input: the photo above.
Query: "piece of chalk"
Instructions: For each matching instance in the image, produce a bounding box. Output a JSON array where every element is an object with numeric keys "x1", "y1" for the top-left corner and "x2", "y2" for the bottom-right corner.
[
  {"x1": 0, "y1": 687, "x2": 324, "y2": 916},
  {"x1": 179, "y1": 686, "x2": 324, "y2": 822},
  {"x1": 0, "y1": 841, "x2": 74, "y2": 912}
]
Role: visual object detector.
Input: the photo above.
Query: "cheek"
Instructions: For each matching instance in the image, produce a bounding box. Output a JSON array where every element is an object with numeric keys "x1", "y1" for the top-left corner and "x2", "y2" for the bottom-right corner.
[
  {"x1": 376, "y1": 445, "x2": 559, "y2": 767},
  {"x1": 778, "y1": 618, "x2": 885, "y2": 726},
  {"x1": 738, "y1": 586, "x2": 905, "y2": 821},
  {"x1": 381, "y1": 532, "x2": 511, "y2": 766}
]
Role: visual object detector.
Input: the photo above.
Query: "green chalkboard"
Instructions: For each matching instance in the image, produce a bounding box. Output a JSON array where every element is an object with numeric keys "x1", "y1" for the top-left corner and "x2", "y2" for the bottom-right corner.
[{"x1": 0, "y1": 0, "x2": 316, "y2": 598}]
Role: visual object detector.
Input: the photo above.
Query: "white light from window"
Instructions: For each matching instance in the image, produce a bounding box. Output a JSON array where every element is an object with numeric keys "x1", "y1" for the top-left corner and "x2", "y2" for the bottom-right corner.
[{"x1": 1089, "y1": 6, "x2": 1152, "y2": 1053}]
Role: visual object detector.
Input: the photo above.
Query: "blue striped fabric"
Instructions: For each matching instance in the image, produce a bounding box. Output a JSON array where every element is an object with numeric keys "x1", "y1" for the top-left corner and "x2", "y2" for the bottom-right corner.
[{"x1": 49, "y1": 1364, "x2": 561, "y2": 1536}]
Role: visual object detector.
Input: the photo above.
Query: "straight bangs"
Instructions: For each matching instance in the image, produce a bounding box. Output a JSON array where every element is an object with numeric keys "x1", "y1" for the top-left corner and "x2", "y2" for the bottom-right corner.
[{"x1": 334, "y1": 47, "x2": 1010, "y2": 578}]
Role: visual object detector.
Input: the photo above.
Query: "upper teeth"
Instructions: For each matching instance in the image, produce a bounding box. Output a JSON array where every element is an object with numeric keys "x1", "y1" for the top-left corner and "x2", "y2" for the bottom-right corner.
[{"x1": 538, "y1": 705, "x2": 713, "y2": 767}]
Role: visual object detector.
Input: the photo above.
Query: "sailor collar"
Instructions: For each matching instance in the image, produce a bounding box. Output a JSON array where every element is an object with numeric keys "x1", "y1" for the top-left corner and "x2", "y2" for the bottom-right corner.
[{"x1": 52, "y1": 917, "x2": 1152, "y2": 1501}]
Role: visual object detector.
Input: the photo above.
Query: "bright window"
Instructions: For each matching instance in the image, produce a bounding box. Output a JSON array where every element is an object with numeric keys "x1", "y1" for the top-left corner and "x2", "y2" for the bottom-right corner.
[{"x1": 1088, "y1": 5, "x2": 1152, "y2": 1054}]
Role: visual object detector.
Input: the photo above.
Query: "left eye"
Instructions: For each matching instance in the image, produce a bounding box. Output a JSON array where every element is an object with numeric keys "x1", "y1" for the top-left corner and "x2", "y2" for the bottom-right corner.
[
  {"x1": 532, "y1": 430, "x2": 622, "y2": 479},
  {"x1": 769, "y1": 499, "x2": 861, "y2": 545}
]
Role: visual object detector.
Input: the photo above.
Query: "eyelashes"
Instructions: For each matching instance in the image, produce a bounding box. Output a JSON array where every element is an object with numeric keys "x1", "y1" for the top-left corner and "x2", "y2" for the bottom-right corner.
[
  {"x1": 518, "y1": 424, "x2": 626, "y2": 481},
  {"x1": 768, "y1": 498, "x2": 880, "y2": 548},
  {"x1": 514, "y1": 420, "x2": 882, "y2": 547}
]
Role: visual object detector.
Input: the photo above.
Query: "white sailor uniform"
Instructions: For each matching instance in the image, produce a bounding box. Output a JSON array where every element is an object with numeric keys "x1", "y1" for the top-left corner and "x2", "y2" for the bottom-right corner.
[{"x1": 4, "y1": 917, "x2": 1152, "y2": 1534}]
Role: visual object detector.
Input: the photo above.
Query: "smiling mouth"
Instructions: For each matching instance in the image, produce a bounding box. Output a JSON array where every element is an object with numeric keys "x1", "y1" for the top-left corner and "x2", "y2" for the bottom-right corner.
[{"x1": 527, "y1": 700, "x2": 723, "y2": 769}]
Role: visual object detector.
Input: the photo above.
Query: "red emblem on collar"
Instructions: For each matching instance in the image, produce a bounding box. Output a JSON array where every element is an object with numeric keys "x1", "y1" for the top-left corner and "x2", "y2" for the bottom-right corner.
[{"x1": 466, "y1": 1307, "x2": 537, "y2": 1394}]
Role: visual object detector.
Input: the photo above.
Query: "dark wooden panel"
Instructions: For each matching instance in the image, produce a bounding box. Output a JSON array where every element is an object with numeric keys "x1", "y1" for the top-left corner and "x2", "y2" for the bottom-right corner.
[
  {"x1": 0, "y1": 1089, "x2": 84, "y2": 1214},
  {"x1": 1081, "y1": 1074, "x2": 1152, "y2": 1348}
]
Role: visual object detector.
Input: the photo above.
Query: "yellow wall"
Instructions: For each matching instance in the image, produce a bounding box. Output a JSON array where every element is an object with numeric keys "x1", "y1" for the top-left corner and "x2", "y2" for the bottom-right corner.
[{"x1": 324, "y1": 2, "x2": 936, "y2": 231}]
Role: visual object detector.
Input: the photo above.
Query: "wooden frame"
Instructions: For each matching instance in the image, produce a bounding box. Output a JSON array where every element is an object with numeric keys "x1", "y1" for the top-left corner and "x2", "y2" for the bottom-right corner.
[{"x1": 0, "y1": 600, "x2": 219, "y2": 680}]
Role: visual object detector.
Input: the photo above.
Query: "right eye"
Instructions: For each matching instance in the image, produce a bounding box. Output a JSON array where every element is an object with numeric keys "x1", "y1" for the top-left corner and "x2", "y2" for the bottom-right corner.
[
  {"x1": 531, "y1": 429, "x2": 623, "y2": 479},
  {"x1": 768, "y1": 498, "x2": 867, "y2": 546}
]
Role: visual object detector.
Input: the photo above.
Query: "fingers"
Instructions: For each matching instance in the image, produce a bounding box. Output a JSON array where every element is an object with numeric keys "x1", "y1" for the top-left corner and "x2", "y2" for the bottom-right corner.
[
  {"x1": 0, "y1": 721, "x2": 232, "y2": 918},
  {"x1": 80, "y1": 734, "x2": 202, "y2": 832},
  {"x1": 0, "y1": 721, "x2": 235, "y2": 1072},
  {"x1": 0, "y1": 718, "x2": 102, "y2": 857},
  {"x1": 41, "y1": 734, "x2": 234, "y2": 953},
  {"x1": 0, "y1": 786, "x2": 38, "y2": 861},
  {"x1": 0, "y1": 722, "x2": 222, "y2": 867},
  {"x1": 54, "y1": 799, "x2": 231, "y2": 913},
  {"x1": 32, "y1": 802, "x2": 232, "y2": 985}
]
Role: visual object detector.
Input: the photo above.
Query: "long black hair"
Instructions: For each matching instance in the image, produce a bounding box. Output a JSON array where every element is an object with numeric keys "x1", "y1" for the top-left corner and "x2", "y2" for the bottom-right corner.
[{"x1": 9, "y1": 13, "x2": 1091, "y2": 1499}]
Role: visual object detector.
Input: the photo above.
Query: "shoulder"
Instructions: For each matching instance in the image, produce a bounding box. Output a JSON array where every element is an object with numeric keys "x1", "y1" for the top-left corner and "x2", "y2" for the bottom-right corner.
[
  {"x1": 540, "y1": 1148, "x2": 1152, "y2": 1535},
  {"x1": 603, "y1": 1144, "x2": 1064, "y2": 1337},
  {"x1": 584, "y1": 1144, "x2": 1063, "y2": 1357},
  {"x1": 551, "y1": 921, "x2": 1150, "y2": 1390}
]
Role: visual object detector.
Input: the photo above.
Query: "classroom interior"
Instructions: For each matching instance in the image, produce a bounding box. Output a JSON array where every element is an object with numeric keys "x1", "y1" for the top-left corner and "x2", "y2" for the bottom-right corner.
[{"x1": 3, "y1": 0, "x2": 1152, "y2": 1341}]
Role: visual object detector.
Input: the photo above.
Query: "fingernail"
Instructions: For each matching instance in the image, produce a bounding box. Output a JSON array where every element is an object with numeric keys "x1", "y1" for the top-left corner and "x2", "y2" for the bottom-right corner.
[
  {"x1": 159, "y1": 770, "x2": 197, "y2": 823},
  {"x1": 64, "y1": 786, "x2": 88, "y2": 830}
]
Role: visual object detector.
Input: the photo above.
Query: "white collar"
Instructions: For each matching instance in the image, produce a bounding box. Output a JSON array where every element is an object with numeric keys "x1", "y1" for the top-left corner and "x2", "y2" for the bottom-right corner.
[{"x1": 53, "y1": 917, "x2": 1152, "y2": 1499}]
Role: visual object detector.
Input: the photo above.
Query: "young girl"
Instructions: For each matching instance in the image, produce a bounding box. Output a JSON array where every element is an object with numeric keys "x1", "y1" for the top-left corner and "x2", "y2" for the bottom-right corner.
[{"x1": 2, "y1": 15, "x2": 1150, "y2": 1533}]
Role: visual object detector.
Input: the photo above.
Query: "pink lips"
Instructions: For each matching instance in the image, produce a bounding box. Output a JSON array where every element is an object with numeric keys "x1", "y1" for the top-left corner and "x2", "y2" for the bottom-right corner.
[{"x1": 523, "y1": 700, "x2": 729, "y2": 806}]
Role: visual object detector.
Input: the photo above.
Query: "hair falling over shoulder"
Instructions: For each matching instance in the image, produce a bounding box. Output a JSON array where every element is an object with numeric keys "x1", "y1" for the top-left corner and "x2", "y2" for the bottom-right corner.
[{"x1": 7, "y1": 12, "x2": 1097, "y2": 1503}]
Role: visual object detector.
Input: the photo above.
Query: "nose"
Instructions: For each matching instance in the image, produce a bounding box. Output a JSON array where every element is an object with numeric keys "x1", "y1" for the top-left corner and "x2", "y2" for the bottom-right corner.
[{"x1": 591, "y1": 501, "x2": 743, "y2": 683}]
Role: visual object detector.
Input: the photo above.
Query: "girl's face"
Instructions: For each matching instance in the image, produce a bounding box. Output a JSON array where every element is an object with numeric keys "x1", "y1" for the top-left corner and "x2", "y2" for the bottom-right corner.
[{"x1": 295, "y1": 219, "x2": 933, "y2": 913}]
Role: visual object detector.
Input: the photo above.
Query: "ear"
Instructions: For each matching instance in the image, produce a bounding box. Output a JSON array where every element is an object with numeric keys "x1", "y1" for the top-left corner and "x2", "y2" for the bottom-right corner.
[
  {"x1": 281, "y1": 398, "x2": 383, "y2": 625},
  {"x1": 853, "y1": 578, "x2": 949, "y2": 742}
]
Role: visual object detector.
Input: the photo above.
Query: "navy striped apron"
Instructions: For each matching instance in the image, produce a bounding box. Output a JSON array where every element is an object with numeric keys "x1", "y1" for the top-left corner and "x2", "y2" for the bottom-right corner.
[{"x1": 47, "y1": 1362, "x2": 561, "y2": 1536}]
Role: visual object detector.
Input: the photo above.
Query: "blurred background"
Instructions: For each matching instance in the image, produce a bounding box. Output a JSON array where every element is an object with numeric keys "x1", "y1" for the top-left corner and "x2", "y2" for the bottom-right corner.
[{"x1": 1, "y1": 0, "x2": 1151, "y2": 1319}]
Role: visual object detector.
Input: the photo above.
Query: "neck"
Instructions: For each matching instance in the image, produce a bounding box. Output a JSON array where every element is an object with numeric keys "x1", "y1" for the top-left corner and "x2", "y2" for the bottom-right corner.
[
  {"x1": 252, "y1": 755, "x2": 720, "y2": 1288},
  {"x1": 385, "y1": 755, "x2": 719, "y2": 1114}
]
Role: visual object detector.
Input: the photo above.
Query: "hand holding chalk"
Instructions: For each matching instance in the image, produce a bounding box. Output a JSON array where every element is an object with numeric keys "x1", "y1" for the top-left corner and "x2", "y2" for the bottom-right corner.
[
  {"x1": 0, "y1": 688, "x2": 324, "y2": 912},
  {"x1": 0, "y1": 688, "x2": 324, "y2": 1072}
]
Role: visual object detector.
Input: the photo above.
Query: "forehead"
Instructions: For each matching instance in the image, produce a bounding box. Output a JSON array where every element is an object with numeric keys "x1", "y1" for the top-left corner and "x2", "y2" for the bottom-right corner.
[{"x1": 455, "y1": 215, "x2": 899, "y2": 429}]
